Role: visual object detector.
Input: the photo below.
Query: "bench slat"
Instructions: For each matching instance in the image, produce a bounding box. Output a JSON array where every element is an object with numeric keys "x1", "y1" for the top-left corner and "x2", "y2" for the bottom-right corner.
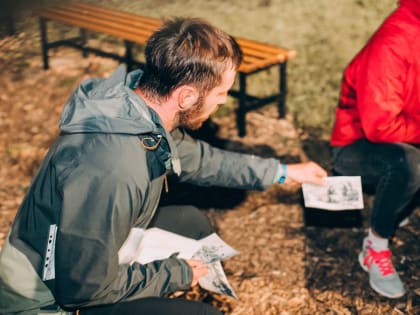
[
  {"x1": 40, "y1": 9, "x2": 153, "y2": 43},
  {"x1": 37, "y1": 2, "x2": 296, "y2": 136},
  {"x1": 42, "y1": 7, "x2": 158, "y2": 37},
  {"x1": 38, "y1": 3, "x2": 296, "y2": 74},
  {"x1": 61, "y1": 3, "x2": 162, "y2": 30},
  {"x1": 236, "y1": 37, "x2": 297, "y2": 60},
  {"x1": 40, "y1": 6, "x2": 157, "y2": 33},
  {"x1": 240, "y1": 58, "x2": 283, "y2": 73},
  {"x1": 240, "y1": 46, "x2": 285, "y2": 62}
]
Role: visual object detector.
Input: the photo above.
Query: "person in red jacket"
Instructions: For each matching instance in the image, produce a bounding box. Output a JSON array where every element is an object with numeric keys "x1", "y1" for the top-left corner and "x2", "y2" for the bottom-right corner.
[{"x1": 330, "y1": 0, "x2": 420, "y2": 299}]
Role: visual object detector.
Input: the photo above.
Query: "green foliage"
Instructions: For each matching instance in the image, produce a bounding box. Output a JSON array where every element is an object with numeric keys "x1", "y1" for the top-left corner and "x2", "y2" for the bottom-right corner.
[
  {"x1": 280, "y1": 0, "x2": 397, "y2": 139},
  {"x1": 59, "y1": 76, "x2": 79, "y2": 88},
  {"x1": 213, "y1": 98, "x2": 236, "y2": 118}
]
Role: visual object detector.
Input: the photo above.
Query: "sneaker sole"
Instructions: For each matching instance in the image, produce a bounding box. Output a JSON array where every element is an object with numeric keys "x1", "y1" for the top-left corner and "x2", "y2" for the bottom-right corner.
[
  {"x1": 358, "y1": 251, "x2": 368, "y2": 272},
  {"x1": 369, "y1": 279, "x2": 406, "y2": 299},
  {"x1": 358, "y1": 252, "x2": 406, "y2": 299}
]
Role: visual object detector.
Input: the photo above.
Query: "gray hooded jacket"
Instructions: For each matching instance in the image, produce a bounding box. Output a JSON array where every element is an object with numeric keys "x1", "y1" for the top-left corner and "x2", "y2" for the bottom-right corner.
[{"x1": 0, "y1": 65, "x2": 279, "y2": 314}]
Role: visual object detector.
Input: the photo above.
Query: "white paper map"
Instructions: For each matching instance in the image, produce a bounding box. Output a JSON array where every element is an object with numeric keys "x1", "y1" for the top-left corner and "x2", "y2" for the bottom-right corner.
[
  {"x1": 192, "y1": 233, "x2": 239, "y2": 297},
  {"x1": 118, "y1": 227, "x2": 238, "y2": 297},
  {"x1": 302, "y1": 176, "x2": 364, "y2": 210}
]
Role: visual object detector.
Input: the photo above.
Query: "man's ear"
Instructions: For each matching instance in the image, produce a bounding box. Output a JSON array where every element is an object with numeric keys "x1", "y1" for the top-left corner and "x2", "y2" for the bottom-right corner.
[{"x1": 177, "y1": 85, "x2": 199, "y2": 111}]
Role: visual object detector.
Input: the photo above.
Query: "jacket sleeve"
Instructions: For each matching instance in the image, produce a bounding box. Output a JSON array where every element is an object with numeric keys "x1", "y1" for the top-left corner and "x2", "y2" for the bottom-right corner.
[
  {"x1": 52, "y1": 167, "x2": 192, "y2": 308},
  {"x1": 172, "y1": 129, "x2": 279, "y2": 190},
  {"x1": 355, "y1": 33, "x2": 420, "y2": 144}
]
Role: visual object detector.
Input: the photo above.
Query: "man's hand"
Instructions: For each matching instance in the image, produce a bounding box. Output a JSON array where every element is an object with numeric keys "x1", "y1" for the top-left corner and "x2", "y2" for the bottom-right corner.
[
  {"x1": 285, "y1": 161, "x2": 327, "y2": 186},
  {"x1": 185, "y1": 259, "x2": 208, "y2": 286}
]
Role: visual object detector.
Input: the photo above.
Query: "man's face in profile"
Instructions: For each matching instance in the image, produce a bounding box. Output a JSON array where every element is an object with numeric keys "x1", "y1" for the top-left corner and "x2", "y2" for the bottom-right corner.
[{"x1": 178, "y1": 66, "x2": 237, "y2": 130}]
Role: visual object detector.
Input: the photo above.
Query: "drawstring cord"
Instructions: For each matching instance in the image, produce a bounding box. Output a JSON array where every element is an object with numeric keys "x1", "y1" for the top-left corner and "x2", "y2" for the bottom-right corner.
[
  {"x1": 164, "y1": 175, "x2": 169, "y2": 193},
  {"x1": 140, "y1": 135, "x2": 162, "y2": 150},
  {"x1": 139, "y1": 135, "x2": 169, "y2": 193}
]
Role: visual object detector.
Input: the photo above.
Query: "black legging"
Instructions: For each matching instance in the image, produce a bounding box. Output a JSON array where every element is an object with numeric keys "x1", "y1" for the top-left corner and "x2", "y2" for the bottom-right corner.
[
  {"x1": 79, "y1": 205, "x2": 223, "y2": 315},
  {"x1": 332, "y1": 140, "x2": 420, "y2": 237}
]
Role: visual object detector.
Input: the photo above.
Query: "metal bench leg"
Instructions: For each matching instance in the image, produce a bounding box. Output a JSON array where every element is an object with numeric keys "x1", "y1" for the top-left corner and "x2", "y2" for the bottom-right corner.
[
  {"x1": 80, "y1": 28, "x2": 88, "y2": 58},
  {"x1": 39, "y1": 17, "x2": 49, "y2": 70},
  {"x1": 6, "y1": 15, "x2": 15, "y2": 35},
  {"x1": 124, "y1": 41, "x2": 134, "y2": 71},
  {"x1": 279, "y1": 61, "x2": 288, "y2": 118},
  {"x1": 237, "y1": 72, "x2": 247, "y2": 137}
]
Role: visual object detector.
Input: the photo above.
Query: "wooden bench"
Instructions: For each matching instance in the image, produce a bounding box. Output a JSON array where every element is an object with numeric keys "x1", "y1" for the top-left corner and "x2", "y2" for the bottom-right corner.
[{"x1": 37, "y1": 2, "x2": 296, "y2": 136}]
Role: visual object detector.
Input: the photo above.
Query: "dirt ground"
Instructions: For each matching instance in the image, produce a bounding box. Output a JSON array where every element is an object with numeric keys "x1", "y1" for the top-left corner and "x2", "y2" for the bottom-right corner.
[{"x1": 1, "y1": 1, "x2": 419, "y2": 314}]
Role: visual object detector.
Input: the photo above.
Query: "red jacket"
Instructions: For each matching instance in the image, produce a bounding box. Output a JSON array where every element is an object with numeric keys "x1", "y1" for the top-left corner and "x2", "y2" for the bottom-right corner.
[{"x1": 331, "y1": 0, "x2": 420, "y2": 146}]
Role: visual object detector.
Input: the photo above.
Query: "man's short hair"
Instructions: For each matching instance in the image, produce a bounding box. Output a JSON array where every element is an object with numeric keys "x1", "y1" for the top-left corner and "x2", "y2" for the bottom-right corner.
[{"x1": 139, "y1": 17, "x2": 243, "y2": 100}]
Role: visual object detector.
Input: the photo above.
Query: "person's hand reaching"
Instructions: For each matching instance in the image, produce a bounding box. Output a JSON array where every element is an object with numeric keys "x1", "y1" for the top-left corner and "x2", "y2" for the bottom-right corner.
[
  {"x1": 284, "y1": 161, "x2": 327, "y2": 186},
  {"x1": 185, "y1": 259, "x2": 208, "y2": 286}
]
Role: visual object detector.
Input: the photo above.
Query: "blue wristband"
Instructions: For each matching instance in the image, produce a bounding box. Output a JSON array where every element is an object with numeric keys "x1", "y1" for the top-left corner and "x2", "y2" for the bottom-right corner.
[{"x1": 278, "y1": 163, "x2": 287, "y2": 184}]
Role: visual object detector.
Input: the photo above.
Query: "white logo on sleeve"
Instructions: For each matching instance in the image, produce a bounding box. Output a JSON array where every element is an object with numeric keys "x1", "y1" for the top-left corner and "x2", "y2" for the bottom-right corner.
[{"x1": 42, "y1": 224, "x2": 58, "y2": 281}]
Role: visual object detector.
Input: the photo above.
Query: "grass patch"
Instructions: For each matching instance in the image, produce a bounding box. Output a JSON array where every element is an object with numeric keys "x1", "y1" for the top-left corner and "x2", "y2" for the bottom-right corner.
[{"x1": 59, "y1": 76, "x2": 79, "y2": 88}]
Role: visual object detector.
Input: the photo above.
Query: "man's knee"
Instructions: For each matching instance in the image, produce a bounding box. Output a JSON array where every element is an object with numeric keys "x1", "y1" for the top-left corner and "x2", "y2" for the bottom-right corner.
[
  {"x1": 151, "y1": 205, "x2": 214, "y2": 239},
  {"x1": 177, "y1": 205, "x2": 214, "y2": 238},
  {"x1": 395, "y1": 143, "x2": 420, "y2": 190}
]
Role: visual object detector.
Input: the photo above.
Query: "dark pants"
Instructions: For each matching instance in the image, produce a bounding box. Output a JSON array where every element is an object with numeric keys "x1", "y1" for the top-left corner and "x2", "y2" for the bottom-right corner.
[
  {"x1": 79, "y1": 205, "x2": 222, "y2": 315},
  {"x1": 79, "y1": 297, "x2": 221, "y2": 315},
  {"x1": 332, "y1": 140, "x2": 420, "y2": 238}
]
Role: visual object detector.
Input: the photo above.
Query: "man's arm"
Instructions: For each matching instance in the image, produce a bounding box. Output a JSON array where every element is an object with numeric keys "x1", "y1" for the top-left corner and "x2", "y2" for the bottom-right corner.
[
  {"x1": 172, "y1": 129, "x2": 326, "y2": 189},
  {"x1": 52, "y1": 170, "x2": 192, "y2": 308}
]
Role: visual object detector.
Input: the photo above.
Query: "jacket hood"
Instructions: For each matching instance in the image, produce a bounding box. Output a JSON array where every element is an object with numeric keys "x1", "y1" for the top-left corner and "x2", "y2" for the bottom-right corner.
[
  {"x1": 59, "y1": 65, "x2": 181, "y2": 175},
  {"x1": 59, "y1": 65, "x2": 159, "y2": 135},
  {"x1": 400, "y1": 0, "x2": 420, "y2": 18}
]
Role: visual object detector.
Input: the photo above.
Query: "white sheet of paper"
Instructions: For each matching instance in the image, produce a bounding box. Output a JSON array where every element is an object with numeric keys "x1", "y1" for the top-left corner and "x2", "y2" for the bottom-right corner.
[
  {"x1": 118, "y1": 227, "x2": 145, "y2": 265},
  {"x1": 193, "y1": 233, "x2": 239, "y2": 263},
  {"x1": 134, "y1": 227, "x2": 202, "y2": 264},
  {"x1": 302, "y1": 176, "x2": 364, "y2": 210},
  {"x1": 117, "y1": 227, "x2": 238, "y2": 297},
  {"x1": 199, "y1": 260, "x2": 237, "y2": 298}
]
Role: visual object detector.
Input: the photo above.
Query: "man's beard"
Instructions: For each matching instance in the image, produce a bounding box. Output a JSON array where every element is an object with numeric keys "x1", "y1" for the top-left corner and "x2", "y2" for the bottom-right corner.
[{"x1": 177, "y1": 95, "x2": 206, "y2": 130}]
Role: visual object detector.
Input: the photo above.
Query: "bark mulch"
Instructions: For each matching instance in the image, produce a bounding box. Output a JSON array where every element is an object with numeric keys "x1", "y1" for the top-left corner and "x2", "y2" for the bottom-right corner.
[{"x1": 1, "y1": 32, "x2": 419, "y2": 315}]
